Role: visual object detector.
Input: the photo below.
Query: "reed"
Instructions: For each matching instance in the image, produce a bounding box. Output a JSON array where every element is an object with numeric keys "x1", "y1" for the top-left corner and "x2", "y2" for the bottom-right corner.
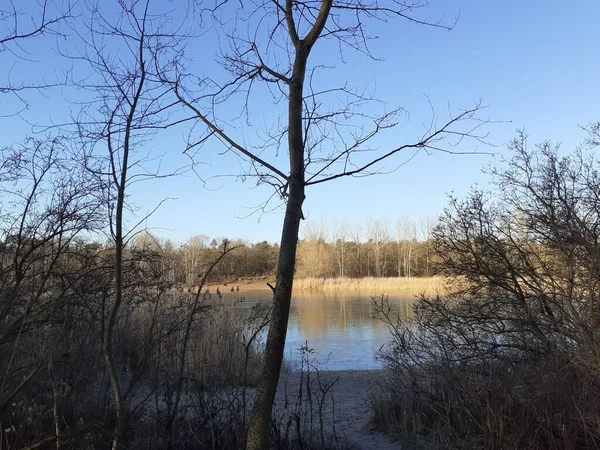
[{"x1": 292, "y1": 276, "x2": 447, "y2": 294}]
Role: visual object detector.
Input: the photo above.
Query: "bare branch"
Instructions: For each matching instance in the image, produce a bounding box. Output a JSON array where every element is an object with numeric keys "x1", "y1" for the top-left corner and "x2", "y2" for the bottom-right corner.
[
  {"x1": 306, "y1": 104, "x2": 492, "y2": 186},
  {"x1": 172, "y1": 85, "x2": 289, "y2": 183}
]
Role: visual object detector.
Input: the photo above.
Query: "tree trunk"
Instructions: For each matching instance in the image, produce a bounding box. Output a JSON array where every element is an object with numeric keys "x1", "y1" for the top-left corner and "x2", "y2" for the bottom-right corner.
[
  {"x1": 245, "y1": 43, "x2": 308, "y2": 450},
  {"x1": 245, "y1": 183, "x2": 304, "y2": 449},
  {"x1": 341, "y1": 241, "x2": 344, "y2": 277},
  {"x1": 104, "y1": 184, "x2": 125, "y2": 450}
]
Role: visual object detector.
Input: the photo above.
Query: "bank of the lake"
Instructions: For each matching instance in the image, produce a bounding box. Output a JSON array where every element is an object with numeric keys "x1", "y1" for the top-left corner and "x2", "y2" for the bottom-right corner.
[
  {"x1": 209, "y1": 276, "x2": 447, "y2": 295},
  {"x1": 293, "y1": 276, "x2": 446, "y2": 294},
  {"x1": 274, "y1": 369, "x2": 400, "y2": 450}
]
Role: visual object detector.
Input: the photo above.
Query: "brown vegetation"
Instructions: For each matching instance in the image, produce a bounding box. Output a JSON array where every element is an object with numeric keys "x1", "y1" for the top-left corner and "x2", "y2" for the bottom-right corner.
[
  {"x1": 0, "y1": 231, "x2": 266, "y2": 449},
  {"x1": 209, "y1": 276, "x2": 447, "y2": 295},
  {"x1": 118, "y1": 214, "x2": 440, "y2": 288},
  {"x1": 372, "y1": 126, "x2": 600, "y2": 449},
  {"x1": 293, "y1": 276, "x2": 445, "y2": 294},
  {"x1": 0, "y1": 226, "x2": 345, "y2": 449}
]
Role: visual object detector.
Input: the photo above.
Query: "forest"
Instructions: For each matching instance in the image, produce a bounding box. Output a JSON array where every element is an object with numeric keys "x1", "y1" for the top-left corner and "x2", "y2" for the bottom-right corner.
[{"x1": 115, "y1": 217, "x2": 436, "y2": 284}]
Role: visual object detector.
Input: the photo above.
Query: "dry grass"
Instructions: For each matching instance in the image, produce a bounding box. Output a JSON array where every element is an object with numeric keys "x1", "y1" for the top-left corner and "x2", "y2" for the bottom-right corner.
[
  {"x1": 371, "y1": 357, "x2": 600, "y2": 450},
  {"x1": 292, "y1": 276, "x2": 447, "y2": 294},
  {"x1": 206, "y1": 276, "x2": 451, "y2": 295}
]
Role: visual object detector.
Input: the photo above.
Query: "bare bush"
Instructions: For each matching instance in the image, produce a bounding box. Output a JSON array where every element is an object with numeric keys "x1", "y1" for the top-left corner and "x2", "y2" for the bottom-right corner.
[
  {"x1": 0, "y1": 242, "x2": 270, "y2": 449},
  {"x1": 272, "y1": 344, "x2": 345, "y2": 450},
  {"x1": 373, "y1": 126, "x2": 600, "y2": 450}
]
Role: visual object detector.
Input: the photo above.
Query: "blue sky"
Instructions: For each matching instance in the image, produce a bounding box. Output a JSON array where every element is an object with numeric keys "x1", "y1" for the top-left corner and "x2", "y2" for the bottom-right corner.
[{"x1": 2, "y1": 1, "x2": 599, "y2": 244}]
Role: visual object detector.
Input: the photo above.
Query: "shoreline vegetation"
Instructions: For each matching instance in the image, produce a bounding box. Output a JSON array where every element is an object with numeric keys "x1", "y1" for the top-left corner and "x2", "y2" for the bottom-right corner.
[
  {"x1": 207, "y1": 276, "x2": 446, "y2": 295},
  {"x1": 293, "y1": 276, "x2": 446, "y2": 293}
]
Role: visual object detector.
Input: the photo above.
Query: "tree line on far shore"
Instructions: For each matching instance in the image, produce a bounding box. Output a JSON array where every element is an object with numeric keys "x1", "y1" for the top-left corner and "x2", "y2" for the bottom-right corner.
[{"x1": 125, "y1": 216, "x2": 437, "y2": 285}]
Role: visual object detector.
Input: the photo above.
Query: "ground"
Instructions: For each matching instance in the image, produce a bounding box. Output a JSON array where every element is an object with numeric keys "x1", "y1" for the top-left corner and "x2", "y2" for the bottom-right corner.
[{"x1": 275, "y1": 370, "x2": 400, "y2": 450}]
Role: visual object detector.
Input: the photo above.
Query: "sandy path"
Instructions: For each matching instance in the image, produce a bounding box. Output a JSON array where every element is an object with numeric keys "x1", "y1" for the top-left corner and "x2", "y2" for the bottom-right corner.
[{"x1": 274, "y1": 370, "x2": 400, "y2": 450}]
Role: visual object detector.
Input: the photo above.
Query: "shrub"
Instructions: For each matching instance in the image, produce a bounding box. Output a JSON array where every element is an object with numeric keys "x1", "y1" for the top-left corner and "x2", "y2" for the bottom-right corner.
[{"x1": 373, "y1": 126, "x2": 600, "y2": 449}]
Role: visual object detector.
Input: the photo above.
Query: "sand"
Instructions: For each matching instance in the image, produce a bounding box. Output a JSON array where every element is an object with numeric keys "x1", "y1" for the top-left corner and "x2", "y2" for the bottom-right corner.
[{"x1": 274, "y1": 369, "x2": 400, "y2": 450}]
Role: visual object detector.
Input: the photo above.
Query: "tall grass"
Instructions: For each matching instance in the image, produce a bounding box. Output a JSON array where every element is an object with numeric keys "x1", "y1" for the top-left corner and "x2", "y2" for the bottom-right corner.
[
  {"x1": 371, "y1": 356, "x2": 600, "y2": 450},
  {"x1": 293, "y1": 276, "x2": 446, "y2": 294},
  {"x1": 1, "y1": 286, "x2": 349, "y2": 450},
  {"x1": 371, "y1": 291, "x2": 600, "y2": 450}
]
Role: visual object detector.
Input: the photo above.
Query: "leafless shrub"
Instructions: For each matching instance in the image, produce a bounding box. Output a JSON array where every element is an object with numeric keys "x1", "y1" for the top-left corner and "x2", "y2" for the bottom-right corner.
[
  {"x1": 0, "y1": 158, "x2": 265, "y2": 449},
  {"x1": 271, "y1": 344, "x2": 346, "y2": 450},
  {"x1": 373, "y1": 126, "x2": 600, "y2": 450}
]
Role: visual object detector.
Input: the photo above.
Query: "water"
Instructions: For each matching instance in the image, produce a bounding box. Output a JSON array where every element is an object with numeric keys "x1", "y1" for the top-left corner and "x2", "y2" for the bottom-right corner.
[{"x1": 222, "y1": 290, "x2": 416, "y2": 371}]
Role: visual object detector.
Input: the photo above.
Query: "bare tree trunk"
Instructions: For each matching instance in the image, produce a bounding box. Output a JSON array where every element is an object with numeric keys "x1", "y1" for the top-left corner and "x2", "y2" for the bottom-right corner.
[
  {"x1": 245, "y1": 185, "x2": 304, "y2": 449},
  {"x1": 397, "y1": 241, "x2": 402, "y2": 277},
  {"x1": 102, "y1": 22, "x2": 146, "y2": 448},
  {"x1": 408, "y1": 245, "x2": 412, "y2": 278},
  {"x1": 103, "y1": 131, "x2": 130, "y2": 450},
  {"x1": 245, "y1": 40, "x2": 311, "y2": 450},
  {"x1": 103, "y1": 176, "x2": 126, "y2": 450},
  {"x1": 341, "y1": 241, "x2": 345, "y2": 277},
  {"x1": 356, "y1": 233, "x2": 362, "y2": 277}
]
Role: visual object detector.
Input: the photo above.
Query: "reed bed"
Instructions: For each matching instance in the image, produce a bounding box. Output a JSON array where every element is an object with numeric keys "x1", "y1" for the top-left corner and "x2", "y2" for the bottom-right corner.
[{"x1": 292, "y1": 276, "x2": 447, "y2": 294}]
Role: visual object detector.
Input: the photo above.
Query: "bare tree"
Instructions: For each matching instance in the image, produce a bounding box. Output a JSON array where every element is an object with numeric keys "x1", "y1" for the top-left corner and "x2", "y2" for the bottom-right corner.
[
  {"x1": 297, "y1": 220, "x2": 334, "y2": 277},
  {"x1": 332, "y1": 219, "x2": 348, "y2": 277},
  {"x1": 164, "y1": 2, "x2": 490, "y2": 447},
  {"x1": 64, "y1": 1, "x2": 186, "y2": 447},
  {"x1": 396, "y1": 216, "x2": 417, "y2": 277},
  {"x1": 183, "y1": 235, "x2": 210, "y2": 284},
  {"x1": 351, "y1": 222, "x2": 364, "y2": 277},
  {"x1": 367, "y1": 218, "x2": 391, "y2": 277},
  {"x1": 0, "y1": 137, "x2": 101, "y2": 420},
  {"x1": 418, "y1": 215, "x2": 436, "y2": 276}
]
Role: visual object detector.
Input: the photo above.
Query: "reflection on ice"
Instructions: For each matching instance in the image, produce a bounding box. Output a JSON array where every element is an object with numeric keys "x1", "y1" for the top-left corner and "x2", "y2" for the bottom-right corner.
[{"x1": 222, "y1": 290, "x2": 416, "y2": 371}]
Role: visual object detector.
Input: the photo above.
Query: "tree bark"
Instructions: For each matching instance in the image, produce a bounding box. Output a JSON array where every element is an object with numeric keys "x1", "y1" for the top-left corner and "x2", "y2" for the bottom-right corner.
[
  {"x1": 245, "y1": 183, "x2": 304, "y2": 450},
  {"x1": 245, "y1": 42, "x2": 309, "y2": 450}
]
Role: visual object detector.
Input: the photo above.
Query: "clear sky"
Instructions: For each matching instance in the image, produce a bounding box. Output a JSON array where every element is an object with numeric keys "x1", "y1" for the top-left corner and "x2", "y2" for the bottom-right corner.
[{"x1": 2, "y1": 1, "x2": 599, "y2": 244}]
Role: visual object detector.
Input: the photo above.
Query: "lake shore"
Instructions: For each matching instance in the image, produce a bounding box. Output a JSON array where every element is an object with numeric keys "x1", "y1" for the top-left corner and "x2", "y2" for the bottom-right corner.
[
  {"x1": 208, "y1": 275, "x2": 446, "y2": 295},
  {"x1": 275, "y1": 368, "x2": 399, "y2": 450}
]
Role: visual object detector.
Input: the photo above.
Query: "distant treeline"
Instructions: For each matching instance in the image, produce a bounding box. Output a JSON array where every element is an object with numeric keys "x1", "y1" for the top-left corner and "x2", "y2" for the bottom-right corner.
[{"x1": 125, "y1": 216, "x2": 437, "y2": 283}]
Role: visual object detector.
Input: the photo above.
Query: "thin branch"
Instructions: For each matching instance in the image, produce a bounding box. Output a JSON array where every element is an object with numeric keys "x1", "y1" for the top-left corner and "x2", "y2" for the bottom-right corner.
[{"x1": 172, "y1": 86, "x2": 289, "y2": 182}]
